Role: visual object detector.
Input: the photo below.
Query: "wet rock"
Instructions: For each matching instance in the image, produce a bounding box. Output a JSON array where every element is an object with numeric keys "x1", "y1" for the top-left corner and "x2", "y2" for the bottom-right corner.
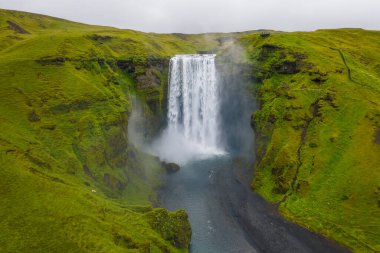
[
  {"x1": 162, "y1": 162, "x2": 180, "y2": 174},
  {"x1": 144, "y1": 100, "x2": 156, "y2": 114},
  {"x1": 127, "y1": 150, "x2": 136, "y2": 159},
  {"x1": 136, "y1": 68, "x2": 161, "y2": 88},
  {"x1": 147, "y1": 57, "x2": 168, "y2": 69},
  {"x1": 250, "y1": 113, "x2": 257, "y2": 130}
]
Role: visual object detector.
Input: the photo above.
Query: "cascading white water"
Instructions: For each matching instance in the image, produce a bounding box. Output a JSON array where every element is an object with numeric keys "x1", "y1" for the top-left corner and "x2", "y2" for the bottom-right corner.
[
  {"x1": 168, "y1": 54, "x2": 221, "y2": 148},
  {"x1": 151, "y1": 54, "x2": 224, "y2": 164}
]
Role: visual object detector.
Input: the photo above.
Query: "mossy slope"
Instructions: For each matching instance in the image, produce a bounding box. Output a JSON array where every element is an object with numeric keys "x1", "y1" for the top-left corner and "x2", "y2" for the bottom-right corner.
[
  {"x1": 242, "y1": 29, "x2": 380, "y2": 252},
  {"x1": 2, "y1": 8, "x2": 380, "y2": 253},
  {"x1": 0, "y1": 9, "x2": 224, "y2": 252}
]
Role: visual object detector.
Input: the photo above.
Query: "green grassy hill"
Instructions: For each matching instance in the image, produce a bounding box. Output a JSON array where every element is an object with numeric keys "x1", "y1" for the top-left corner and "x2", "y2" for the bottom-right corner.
[
  {"x1": 0, "y1": 9, "x2": 224, "y2": 252},
  {"x1": 1, "y1": 8, "x2": 379, "y2": 253},
  {"x1": 243, "y1": 29, "x2": 380, "y2": 252}
]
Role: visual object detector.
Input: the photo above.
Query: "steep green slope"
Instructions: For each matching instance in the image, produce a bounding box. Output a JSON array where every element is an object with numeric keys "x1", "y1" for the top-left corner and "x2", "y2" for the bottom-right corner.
[
  {"x1": 0, "y1": 9, "x2": 223, "y2": 252},
  {"x1": 243, "y1": 29, "x2": 380, "y2": 252}
]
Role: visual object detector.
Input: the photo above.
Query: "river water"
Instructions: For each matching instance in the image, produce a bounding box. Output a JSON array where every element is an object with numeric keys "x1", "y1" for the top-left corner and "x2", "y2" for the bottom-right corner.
[
  {"x1": 160, "y1": 155, "x2": 257, "y2": 253},
  {"x1": 159, "y1": 153, "x2": 350, "y2": 253}
]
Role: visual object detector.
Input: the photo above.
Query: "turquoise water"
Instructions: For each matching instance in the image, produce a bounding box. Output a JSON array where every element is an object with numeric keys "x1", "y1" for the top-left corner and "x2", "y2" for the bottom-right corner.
[
  {"x1": 159, "y1": 155, "x2": 257, "y2": 253},
  {"x1": 159, "y1": 154, "x2": 350, "y2": 253}
]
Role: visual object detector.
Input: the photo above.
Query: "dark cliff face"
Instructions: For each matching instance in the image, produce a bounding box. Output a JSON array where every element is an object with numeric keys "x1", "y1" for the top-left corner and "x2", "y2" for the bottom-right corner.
[
  {"x1": 216, "y1": 62, "x2": 256, "y2": 157},
  {"x1": 214, "y1": 42, "x2": 257, "y2": 157},
  {"x1": 124, "y1": 57, "x2": 171, "y2": 140}
]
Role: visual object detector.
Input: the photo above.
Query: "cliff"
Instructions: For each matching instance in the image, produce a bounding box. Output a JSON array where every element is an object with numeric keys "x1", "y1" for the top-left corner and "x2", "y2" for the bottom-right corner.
[{"x1": 242, "y1": 29, "x2": 380, "y2": 252}]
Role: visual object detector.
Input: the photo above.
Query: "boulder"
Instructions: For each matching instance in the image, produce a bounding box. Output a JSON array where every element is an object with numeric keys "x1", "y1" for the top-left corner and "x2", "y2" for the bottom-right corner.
[{"x1": 162, "y1": 162, "x2": 180, "y2": 174}]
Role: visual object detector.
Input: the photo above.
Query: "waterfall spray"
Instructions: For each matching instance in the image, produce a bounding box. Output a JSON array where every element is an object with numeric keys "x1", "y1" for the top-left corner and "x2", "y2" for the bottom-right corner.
[{"x1": 151, "y1": 54, "x2": 224, "y2": 164}]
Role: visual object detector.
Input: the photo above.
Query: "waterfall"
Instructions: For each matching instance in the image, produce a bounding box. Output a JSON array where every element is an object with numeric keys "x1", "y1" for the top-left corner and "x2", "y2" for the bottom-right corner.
[
  {"x1": 168, "y1": 54, "x2": 221, "y2": 148},
  {"x1": 151, "y1": 54, "x2": 224, "y2": 164}
]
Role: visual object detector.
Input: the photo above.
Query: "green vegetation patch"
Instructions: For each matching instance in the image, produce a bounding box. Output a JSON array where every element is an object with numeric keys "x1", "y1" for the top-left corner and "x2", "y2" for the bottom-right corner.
[
  {"x1": 243, "y1": 29, "x2": 380, "y2": 252},
  {"x1": 0, "y1": 8, "x2": 223, "y2": 252}
]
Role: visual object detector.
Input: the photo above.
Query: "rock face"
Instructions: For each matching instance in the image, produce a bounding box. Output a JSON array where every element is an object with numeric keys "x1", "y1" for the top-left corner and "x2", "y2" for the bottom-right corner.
[
  {"x1": 162, "y1": 162, "x2": 181, "y2": 174},
  {"x1": 117, "y1": 56, "x2": 170, "y2": 139}
]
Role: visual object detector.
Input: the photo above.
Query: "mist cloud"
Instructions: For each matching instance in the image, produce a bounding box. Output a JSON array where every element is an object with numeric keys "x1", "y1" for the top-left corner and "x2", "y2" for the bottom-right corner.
[{"x1": 0, "y1": 0, "x2": 379, "y2": 33}]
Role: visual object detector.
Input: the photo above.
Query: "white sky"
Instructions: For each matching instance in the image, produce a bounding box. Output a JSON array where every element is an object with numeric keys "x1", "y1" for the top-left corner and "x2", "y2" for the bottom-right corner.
[{"x1": 0, "y1": 0, "x2": 379, "y2": 33}]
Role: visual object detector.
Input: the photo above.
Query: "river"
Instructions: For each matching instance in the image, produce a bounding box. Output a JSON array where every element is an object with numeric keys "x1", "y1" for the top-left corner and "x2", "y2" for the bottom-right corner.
[{"x1": 159, "y1": 154, "x2": 350, "y2": 253}]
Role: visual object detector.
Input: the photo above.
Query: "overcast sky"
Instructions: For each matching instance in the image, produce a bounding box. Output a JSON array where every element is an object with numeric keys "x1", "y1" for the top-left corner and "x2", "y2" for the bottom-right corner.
[{"x1": 0, "y1": 0, "x2": 379, "y2": 33}]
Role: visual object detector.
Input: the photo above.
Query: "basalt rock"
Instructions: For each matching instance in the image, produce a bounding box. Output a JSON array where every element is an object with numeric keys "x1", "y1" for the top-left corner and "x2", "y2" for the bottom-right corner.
[
  {"x1": 116, "y1": 59, "x2": 135, "y2": 74},
  {"x1": 162, "y1": 162, "x2": 180, "y2": 174}
]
